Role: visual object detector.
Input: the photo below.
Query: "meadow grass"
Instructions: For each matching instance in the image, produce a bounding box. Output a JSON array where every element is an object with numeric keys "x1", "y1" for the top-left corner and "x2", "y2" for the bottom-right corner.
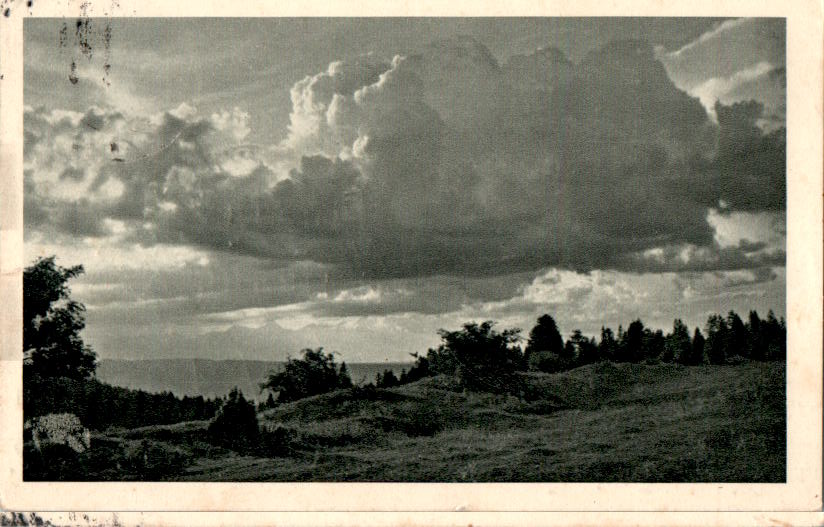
[
  {"x1": 153, "y1": 361, "x2": 785, "y2": 482},
  {"x1": 41, "y1": 361, "x2": 781, "y2": 481}
]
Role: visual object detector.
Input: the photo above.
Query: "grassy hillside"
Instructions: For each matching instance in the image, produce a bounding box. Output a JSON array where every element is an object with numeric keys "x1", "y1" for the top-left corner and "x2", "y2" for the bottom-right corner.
[{"x1": 78, "y1": 361, "x2": 784, "y2": 482}]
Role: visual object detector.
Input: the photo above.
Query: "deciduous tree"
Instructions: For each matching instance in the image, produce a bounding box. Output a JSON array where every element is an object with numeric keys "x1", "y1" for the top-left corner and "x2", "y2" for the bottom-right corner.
[{"x1": 23, "y1": 256, "x2": 96, "y2": 380}]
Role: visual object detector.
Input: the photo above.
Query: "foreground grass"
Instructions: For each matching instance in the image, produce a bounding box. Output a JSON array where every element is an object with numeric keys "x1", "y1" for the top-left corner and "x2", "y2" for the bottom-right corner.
[
  {"x1": 37, "y1": 361, "x2": 784, "y2": 482},
  {"x1": 176, "y1": 361, "x2": 785, "y2": 482}
]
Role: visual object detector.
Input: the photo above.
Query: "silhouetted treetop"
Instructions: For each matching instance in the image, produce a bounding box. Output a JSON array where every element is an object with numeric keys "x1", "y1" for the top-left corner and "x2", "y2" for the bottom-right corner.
[
  {"x1": 262, "y1": 347, "x2": 352, "y2": 403},
  {"x1": 23, "y1": 256, "x2": 96, "y2": 380}
]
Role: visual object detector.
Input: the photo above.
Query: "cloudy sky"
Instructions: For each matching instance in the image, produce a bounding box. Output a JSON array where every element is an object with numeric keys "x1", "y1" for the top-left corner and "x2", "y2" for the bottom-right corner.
[{"x1": 23, "y1": 18, "x2": 786, "y2": 362}]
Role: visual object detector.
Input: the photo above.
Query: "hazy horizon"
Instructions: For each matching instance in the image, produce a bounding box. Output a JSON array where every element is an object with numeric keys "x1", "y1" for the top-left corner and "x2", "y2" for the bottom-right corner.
[{"x1": 24, "y1": 18, "x2": 786, "y2": 363}]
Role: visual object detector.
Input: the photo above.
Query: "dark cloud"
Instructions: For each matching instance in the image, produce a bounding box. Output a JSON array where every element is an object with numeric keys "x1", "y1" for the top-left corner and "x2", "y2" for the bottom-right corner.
[
  {"x1": 26, "y1": 37, "x2": 785, "y2": 280},
  {"x1": 78, "y1": 255, "x2": 332, "y2": 320},
  {"x1": 710, "y1": 101, "x2": 785, "y2": 210}
]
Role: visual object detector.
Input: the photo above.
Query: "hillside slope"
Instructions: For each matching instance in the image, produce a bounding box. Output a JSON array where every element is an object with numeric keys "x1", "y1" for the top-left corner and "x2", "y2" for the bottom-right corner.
[{"x1": 158, "y1": 361, "x2": 784, "y2": 482}]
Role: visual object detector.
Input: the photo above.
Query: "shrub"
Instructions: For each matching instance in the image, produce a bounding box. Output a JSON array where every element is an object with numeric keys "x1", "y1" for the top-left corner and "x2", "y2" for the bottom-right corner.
[
  {"x1": 399, "y1": 353, "x2": 433, "y2": 384},
  {"x1": 426, "y1": 321, "x2": 524, "y2": 394},
  {"x1": 25, "y1": 413, "x2": 90, "y2": 453},
  {"x1": 349, "y1": 382, "x2": 380, "y2": 401},
  {"x1": 376, "y1": 369, "x2": 399, "y2": 388},
  {"x1": 208, "y1": 387, "x2": 259, "y2": 453},
  {"x1": 262, "y1": 348, "x2": 352, "y2": 403}
]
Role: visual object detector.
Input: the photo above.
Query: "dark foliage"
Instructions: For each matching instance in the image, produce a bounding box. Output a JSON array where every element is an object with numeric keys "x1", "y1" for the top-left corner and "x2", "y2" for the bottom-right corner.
[
  {"x1": 262, "y1": 347, "x2": 352, "y2": 403},
  {"x1": 208, "y1": 387, "x2": 259, "y2": 452},
  {"x1": 24, "y1": 436, "x2": 192, "y2": 481},
  {"x1": 528, "y1": 350, "x2": 574, "y2": 373},
  {"x1": 337, "y1": 361, "x2": 353, "y2": 388},
  {"x1": 598, "y1": 326, "x2": 618, "y2": 362},
  {"x1": 665, "y1": 319, "x2": 692, "y2": 364},
  {"x1": 24, "y1": 375, "x2": 220, "y2": 430},
  {"x1": 23, "y1": 256, "x2": 96, "y2": 380},
  {"x1": 258, "y1": 392, "x2": 277, "y2": 412},
  {"x1": 427, "y1": 321, "x2": 524, "y2": 393},
  {"x1": 376, "y1": 368, "x2": 400, "y2": 388},
  {"x1": 570, "y1": 330, "x2": 599, "y2": 366},
  {"x1": 256, "y1": 423, "x2": 300, "y2": 457},
  {"x1": 402, "y1": 353, "x2": 432, "y2": 384},
  {"x1": 726, "y1": 311, "x2": 749, "y2": 360},
  {"x1": 519, "y1": 308, "x2": 784, "y2": 374},
  {"x1": 644, "y1": 329, "x2": 665, "y2": 363},
  {"x1": 524, "y1": 314, "x2": 564, "y2": 369},
  {"x1": 619, "y1": 319, "x2": 646, "y2": 363},
  {"x1": 762, "y1": 310, "x2": 787, "y2": 361},
  {"x1": 748, "y1": 310, "x2": 766, "y2": 360},
  {"x1": 690, "y1": 328, "x2": 706, "y2": 365},
  {"x1": 425, "y1": 342, "x2": 461, "y2": 376},
  {"x1": 705, "y1": 314, "x2": 729, "y2": 364}
]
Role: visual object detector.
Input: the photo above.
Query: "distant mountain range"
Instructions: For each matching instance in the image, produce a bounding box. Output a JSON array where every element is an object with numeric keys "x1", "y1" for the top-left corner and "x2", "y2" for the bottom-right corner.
[{"x1": 96, "y1": 359, "x2": 413, "y2": 401}]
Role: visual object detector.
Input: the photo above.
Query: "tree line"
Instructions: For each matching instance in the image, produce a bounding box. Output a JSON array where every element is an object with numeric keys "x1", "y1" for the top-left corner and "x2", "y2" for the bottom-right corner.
[
  {"x1": 259, "y1": 312, "x2": 786, "y2": 399},
  {"x1": 24, "y1": 255, "x2": 786, "y2": 420},
  {"x1": 520, "y1": 310, "x2": 786, "y2": 373},
  {"x1": 372, "y1": 310, "x2": 785, "y2": 393},
  {"x1": 24, "y1": 375, "x2": 222, "y2": 430}
]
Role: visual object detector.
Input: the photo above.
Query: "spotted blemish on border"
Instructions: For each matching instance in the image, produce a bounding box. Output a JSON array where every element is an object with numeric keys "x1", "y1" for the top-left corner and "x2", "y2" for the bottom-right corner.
[{"x1": 58, "y1": 2, "x2": 115, "y2": 87}]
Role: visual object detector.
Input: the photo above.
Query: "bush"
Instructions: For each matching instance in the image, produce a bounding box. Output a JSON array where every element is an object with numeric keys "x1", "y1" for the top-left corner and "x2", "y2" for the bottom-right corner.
[
  {"x1": 349, "y1": 382, "x2": 380, "y2": 401},
  {"x1": 25, "y1": 413, "x2": 90, "y2": 453},
  {"x1": 424, "y1": 321, "x2": 524, "y2": 394},
  {"x1": 262, "y1": 348, "x2": 352, "y2": 403},
  {"x1": 376, "y1": 369, "x2": 400, "y2": 388},
  {"x1": 398, "y1": 354, "x2": 433, "y2": 385},
  {"x1": 208, "y1": 387, "x2": 259, "y2": 453}
]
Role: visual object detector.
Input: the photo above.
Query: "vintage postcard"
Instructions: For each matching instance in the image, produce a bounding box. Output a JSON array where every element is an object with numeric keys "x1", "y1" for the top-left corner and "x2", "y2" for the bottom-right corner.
[{"x1": 0, "y1": 0, "x2": 821, "y2": 525}]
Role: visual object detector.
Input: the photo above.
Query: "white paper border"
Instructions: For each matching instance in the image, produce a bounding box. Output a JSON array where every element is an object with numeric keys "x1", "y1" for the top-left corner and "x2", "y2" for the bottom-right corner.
[{"x1": 1, "y1": 0, "x2": 821, "y2": 521}]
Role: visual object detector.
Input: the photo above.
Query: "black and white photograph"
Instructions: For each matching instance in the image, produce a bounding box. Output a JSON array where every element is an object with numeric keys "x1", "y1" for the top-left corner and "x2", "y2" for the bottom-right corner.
[
  {"x1": 16, "y1": 14, "x2": 791, "y2": 484},
  {"x1": 2, "y1": 3, "x2": 823, "y2": 521}
]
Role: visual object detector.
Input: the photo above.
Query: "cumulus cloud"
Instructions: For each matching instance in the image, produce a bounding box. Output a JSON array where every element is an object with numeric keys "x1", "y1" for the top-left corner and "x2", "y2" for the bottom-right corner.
[
  {"x1": 688, "y1": 100, "x2": 785, "y2": 212},
  {"x1": 478, "y1": 265, "x2": 782, "y2": 337},
  {"x1": 25, "y1": 36, "x2": 785, "y2": 281}
]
